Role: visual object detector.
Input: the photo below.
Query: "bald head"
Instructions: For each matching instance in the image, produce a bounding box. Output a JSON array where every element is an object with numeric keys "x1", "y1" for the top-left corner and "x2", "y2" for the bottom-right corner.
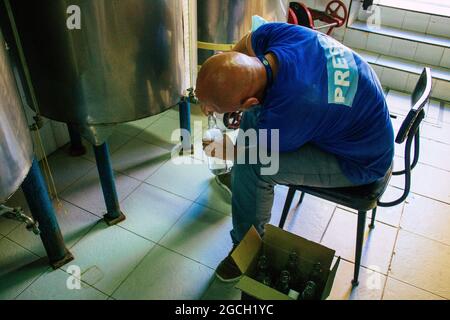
[{"x1": 196, "y1": 52, "x2": 266, "y2": 114}]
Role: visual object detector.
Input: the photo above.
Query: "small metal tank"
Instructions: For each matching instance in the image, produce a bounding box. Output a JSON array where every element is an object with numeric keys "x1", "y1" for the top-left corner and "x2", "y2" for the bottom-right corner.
[
  {"x1": 0, "y1": 28, "x2": 33, "y2": 203},
  {"x1": 6, "y1": 0, "x2": 192, "y2": 145},
  {"x1": 197, "y1": 0, "x2": 289, "y2": 63}
]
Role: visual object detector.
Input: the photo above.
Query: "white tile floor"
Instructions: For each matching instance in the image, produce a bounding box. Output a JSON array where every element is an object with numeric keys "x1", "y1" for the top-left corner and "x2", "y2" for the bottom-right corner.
[{"x1": 0, "y1": 92, "x2": 449, "y2": 300}]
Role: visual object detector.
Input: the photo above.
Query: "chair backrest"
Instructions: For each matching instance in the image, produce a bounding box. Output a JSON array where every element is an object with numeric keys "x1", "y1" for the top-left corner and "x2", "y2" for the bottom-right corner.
[
  {"x1": 379, "y1": 68, "x2": 432, "y2": 208},
  {"x1": 395, "y1": 68, "x2": 432, "y2": 144}
]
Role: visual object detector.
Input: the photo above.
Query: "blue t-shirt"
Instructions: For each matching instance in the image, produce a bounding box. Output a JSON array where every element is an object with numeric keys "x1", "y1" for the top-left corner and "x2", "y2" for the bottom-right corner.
[{"x1": 252, "y1": 23, "x2": 394, "y2": 185}]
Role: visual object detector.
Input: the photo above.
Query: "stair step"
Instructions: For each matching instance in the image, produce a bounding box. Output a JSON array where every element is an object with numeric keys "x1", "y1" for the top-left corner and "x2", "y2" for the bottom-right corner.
[
  {"x1": 350, "y1": 49, "x2": 450, "y2": 101},
  {"x1": 350, "y1": 21, "x2": 450, "y2": 49},
  {"x1": 354, "y1": 49, "x2": 450, "y2": 82}
]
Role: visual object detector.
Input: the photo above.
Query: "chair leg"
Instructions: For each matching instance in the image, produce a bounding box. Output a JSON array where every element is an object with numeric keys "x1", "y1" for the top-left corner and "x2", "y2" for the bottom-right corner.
[
  {"x1": 279, "y1": 188, "x2": 296, "y2": 229},
  {"x1": 352, "y1": 211, "x2": 367, "y2": 287},
  {"x1": 369, "y1": 208, "x2": 377, "y2": 229},
  {"x1": 297, "y1": 192, "x2": 305, "y2": 206}
]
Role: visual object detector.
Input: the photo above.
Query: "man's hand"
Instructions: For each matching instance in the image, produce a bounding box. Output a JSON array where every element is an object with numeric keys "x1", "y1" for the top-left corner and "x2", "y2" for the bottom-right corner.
[{"x1": 203, "y1": 134, "x2": 236, "y2": 161}]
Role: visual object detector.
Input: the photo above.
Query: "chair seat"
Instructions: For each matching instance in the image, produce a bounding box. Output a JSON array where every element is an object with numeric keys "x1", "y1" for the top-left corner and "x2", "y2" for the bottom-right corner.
[{"x1": 291, "y1": 166, "x2": 393, "y2": 211}]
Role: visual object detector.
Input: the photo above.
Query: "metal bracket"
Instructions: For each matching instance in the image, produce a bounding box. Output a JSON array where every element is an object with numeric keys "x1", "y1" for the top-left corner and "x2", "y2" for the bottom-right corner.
[
  {"x1": 187, "y1": 87, "x2": 198, "y2": 104},
  {"x1": 29, "y1": 115, "x2": 44, "y2": 131},
  {"x1": 0, "y1": 204, "x2": 40, "y2": 235}
]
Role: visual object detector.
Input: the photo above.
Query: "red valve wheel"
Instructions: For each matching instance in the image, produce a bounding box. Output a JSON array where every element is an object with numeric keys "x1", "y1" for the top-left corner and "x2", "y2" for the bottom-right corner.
[
  {"x1": 290, "y1": 2, "x2": 314, "y2": 29},
  {"x1": 325, "y1": 0, "x2": 348, "y2": 27},
  {"x1": 223, "y1": 112, "x2": 243, "y2": 130},
  {"x1": 288, "y1": 8, "x2": 299, "y2": 25}
]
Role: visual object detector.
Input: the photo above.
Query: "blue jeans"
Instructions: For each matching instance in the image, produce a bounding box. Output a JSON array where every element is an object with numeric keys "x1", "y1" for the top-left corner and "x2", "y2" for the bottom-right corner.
[{"x1": 230, "y1": 106, "x2": 357, "y2": 244}]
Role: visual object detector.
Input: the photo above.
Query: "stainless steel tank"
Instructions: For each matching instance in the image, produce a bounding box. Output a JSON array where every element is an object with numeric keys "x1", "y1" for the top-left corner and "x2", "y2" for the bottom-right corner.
[
  {"x1": 0, "y1": 29, "x2": 33, "y2": 203},
  {"x1": 6, "y1": 0, "x2": 192, "y2": 145},
  {"x1": 198, "y1": 0, "x2": 289, "y2": 61}
]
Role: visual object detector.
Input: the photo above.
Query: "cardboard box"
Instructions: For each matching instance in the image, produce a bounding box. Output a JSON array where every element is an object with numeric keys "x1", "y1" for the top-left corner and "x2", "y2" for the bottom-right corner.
[{"x1": 232, "y1": 224, "x2": 340, "y2": 300}]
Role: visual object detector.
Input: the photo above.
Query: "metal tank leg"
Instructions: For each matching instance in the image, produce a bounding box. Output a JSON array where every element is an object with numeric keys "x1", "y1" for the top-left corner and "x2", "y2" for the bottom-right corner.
[
  {"x1": 67, "y1": 124, "x2": 87, "y2": 157},
  {"x1": 21, "y1": 158, "x2": 74, "y2": 269},
  {"x1": 93, "y1": 142, "x2": 126, "y2": 226},
  {"x1": 179, "y1": 97, "x2": 193, "y2": 154}
]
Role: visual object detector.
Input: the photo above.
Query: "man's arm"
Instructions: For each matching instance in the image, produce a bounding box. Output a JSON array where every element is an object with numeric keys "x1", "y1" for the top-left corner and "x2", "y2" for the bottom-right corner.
[{"x1": 232, "y1": 32, "x2": 256, "y2": 56}]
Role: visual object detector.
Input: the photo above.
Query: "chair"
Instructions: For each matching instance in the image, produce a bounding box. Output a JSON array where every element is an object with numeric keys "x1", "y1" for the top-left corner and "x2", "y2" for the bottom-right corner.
[{"x1": 278, "y1": 68, "x2": 433, "y2": 286}]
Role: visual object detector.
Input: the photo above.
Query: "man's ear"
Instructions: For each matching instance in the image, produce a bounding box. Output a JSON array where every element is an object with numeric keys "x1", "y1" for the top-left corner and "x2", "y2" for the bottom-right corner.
[{"x1": 241, "y1": 97, "x2": 260, "y2": 110}]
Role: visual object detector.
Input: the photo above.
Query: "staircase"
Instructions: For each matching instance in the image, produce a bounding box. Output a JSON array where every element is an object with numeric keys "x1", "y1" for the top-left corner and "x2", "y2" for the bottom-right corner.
[{"x1": 337, "y1": 0, "x2": 450, "y2": 102}]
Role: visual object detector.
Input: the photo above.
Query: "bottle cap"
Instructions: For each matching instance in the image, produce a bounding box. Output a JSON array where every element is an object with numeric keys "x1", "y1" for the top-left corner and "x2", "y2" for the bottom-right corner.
[
  {"x1": 281, "y1": 270, "x2": 290, "y2": 278},
  {"x1": 288, "y1": 289, "x2": 300, "y2": 300}
]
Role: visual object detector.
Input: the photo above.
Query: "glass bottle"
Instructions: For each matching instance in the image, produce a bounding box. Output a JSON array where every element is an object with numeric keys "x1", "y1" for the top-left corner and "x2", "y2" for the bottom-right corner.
[
  {"x1": 203, "y1": 113, "x2": 231, "y2": 176},
  {"x1": 286, "y1": 251, "x2": 299, "y2": 285},
  {"x1": 310, "y1": 262, "x2": 323, "y2": 283},
  {"x1": 275, "y1": 270, "x2": 291, "y2": 295},
  {"x1": 300, "y1": 281, "x2": 317, "y2": 300},
  {"x1": 255, "y1": 255, "x2": 272, "y2": 287}
]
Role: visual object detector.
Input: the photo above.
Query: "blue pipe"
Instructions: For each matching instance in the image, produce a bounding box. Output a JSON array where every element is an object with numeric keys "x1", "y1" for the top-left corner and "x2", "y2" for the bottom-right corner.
[
  {"x1": 21, "y1": 158, "x2": 74, "y2": 269},
  {"x1": 179, "y1": 98, "x2": 192, "y2": 153},
  {"x1": 67, "y1": 124, "x2": 86, "y2": 157},
  {"x1": 93, "y1": 142, "x2": 126, "y2": 226}
]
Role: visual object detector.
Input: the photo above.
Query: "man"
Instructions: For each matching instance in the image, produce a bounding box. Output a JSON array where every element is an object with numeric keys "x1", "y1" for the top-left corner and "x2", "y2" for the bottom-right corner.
[{"x1": 196, "y1": 23, "x2": 394, "y2": 282}]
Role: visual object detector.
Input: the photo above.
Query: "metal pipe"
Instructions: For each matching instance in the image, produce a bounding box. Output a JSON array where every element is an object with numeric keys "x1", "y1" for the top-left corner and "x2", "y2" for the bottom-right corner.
[
  {"x1": 315, "y1": 23, "x2": 339, "y2": 30},
  {"x1": 21, "y1": 158, "x2": 73, "y2": 269},
  {"x1": 67, "y1": 124, "x2": 86, "y2": 157},
  {"x1": 93, "y1": 142, "x2": 126, "y2": 226},
  {"x1": 179, "y1": 97, "x2": 193, "y2": 154},
  {"x1": 352, "y1": 210, "x2": 367, "y2": 287}
]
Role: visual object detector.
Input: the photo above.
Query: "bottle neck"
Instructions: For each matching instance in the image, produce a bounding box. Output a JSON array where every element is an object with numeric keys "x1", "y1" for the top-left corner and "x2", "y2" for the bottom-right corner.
[{"x1": 208, "y1": 113, "x2": 218, "y2": 129}]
